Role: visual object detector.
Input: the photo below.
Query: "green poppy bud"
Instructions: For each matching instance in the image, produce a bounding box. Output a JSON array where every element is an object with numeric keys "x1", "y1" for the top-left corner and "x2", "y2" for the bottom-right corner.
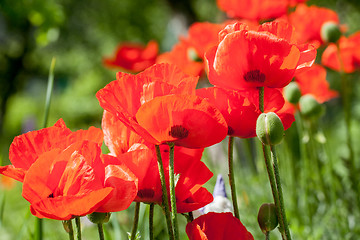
[
  {"x1": 321, "y1": 21, "x2": 342, "y2": 43},
  {"x1": 299, "y1": 94, "x2": 324, "y2": 119},
  {"x1": 187, "y1": 48, "x2": 202, "y2": 62},
  {"x1": 256, "y1": 112, "x2": 284, "y2": 145},
  {"x1": 257, "y1": 203, "x2": 278, "y2": 234},
  {"x1": 284, "y1": 82, "x2": 301, "y2": 104},
  {"x1": 87, "y1": 212, "x2": 111, "y2": 224}
]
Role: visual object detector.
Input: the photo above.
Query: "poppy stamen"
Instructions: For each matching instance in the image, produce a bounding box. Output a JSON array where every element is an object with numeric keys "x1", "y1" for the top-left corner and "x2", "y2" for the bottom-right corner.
[
  {"x1": 48, "y1": 193, "x2": 54, "y2": 198},
  {"x1": 169, "y1": 125, "x2": 189, "y2": 139},
  {"x1": 244, "y1": 70, "x2": 266, "y2": 83}
]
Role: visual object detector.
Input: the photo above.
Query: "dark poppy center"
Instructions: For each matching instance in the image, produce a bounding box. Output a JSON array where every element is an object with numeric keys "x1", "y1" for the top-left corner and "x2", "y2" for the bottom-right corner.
[
  {"x1": 137, "y1": 189, "x2": 155, "y2": 199},
  {"x1": 244, "y1": 70, "x2": 266, "y2": 83},
  {"x1": 48, "y1": 193, "x2": 54, "y2": 198},
  {"x1": 168, "y1": 125, "x2": 189, "y2": 139}
]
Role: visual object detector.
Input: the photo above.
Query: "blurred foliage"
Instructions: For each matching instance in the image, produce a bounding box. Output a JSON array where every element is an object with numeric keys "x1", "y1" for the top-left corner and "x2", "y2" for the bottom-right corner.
[{"x1": 1, "y1": 0, "x2": 360, "y2": 239}]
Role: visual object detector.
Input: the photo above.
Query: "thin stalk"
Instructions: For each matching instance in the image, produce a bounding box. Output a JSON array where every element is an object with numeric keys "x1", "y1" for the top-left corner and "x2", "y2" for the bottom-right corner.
[
  {"x1": 155, "y1": 145, "x2": 174, "y2": 240},
  {"x1": 97, "y1": 223, "x2": 104, "y2": 240},
  {"x1": 337, "y1": 44, "x2": 358, "y2": 195},
  {"x1": 270, "y1": 145, "x2": 292, "y2": 240},
  {"x1": 228, "y1": 136, "x2": 240, "y2": 220},
  {"x1": 188, "y1": 212, "x2": 194, "y2": 222},
  {"x1": 149, "y1": 203, "x2": 154, "y2": 240},
  {"x1": 42, "y1": 57, "x2": 56, "y2": 128},
  {"x1": 259, "y1": 87, "x2": 264, "y2": 113},
  {"x1": 68, "y1": 220, "x2": 75, "y2": 240},
  {"x1": 266, "y1": 231, "x2": 270, "y2": 240},
  {"x1": 34, "y1": 218, "x2": 43, "y2": 240},
  {"x1": 168, "y1": 142, "x2": 179, "y2": 240},
  {"x1": 75, "y1": 217, "x2": 82, "y2": 240},
  {"x1": 130, "y1": 202, "x2": 140, "y2": 240},
  {"x1": 35, "y1": 57, "x2": 56, "y2": 240},
  {"x1": 262, "y1": 144, "x2": 286, "y2": 240}
]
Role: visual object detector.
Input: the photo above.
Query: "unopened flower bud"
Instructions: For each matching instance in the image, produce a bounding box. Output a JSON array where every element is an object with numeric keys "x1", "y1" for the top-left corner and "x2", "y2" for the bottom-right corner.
[
  {"x1": 87, "y1": 212, "x2": 111, "y2": 224},
  {"x1": 299, "y1": 94, "x2": 324, "y2": 119},
  {"x1": 257, "y1": 203, "x2": 278, "y2": 234},
  {"x1": 321, "y1": 21, "x2": 342, "y2": 43},
  {"x1": 284, "y1": 82, "x2": 301, "y2": 104},
  {"x1": 187, "y1": 48, "x2": 202, "y2": 62},
  {"x1": 256, "y1": 112, "x2": 284, "y2": 145}
]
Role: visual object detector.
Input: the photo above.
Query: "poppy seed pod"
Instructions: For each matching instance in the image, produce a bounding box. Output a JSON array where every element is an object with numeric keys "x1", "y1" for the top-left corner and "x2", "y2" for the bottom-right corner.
[
  {"x1": 257, "y1": 203, "x2": 278, "y2": 234},
  {"x1": 299, "y1": 94, "x2": 324, "y2": 119},
  {"x1": 256, "y1": 112, "x2": 284, "y2": 145},
  {"x1": 87, "y1": 212, "x2": 111, "y2": 224},
  {"x1": 321, "y1": 21, "x2": 342, "y2": 43},
  {"x1": 284, "y1": 82, "x2": 301, "y2": 104}
]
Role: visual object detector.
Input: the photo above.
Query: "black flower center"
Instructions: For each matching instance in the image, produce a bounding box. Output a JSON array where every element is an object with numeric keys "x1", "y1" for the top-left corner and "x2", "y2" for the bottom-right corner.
[
  {"x1": 168, "y1": 125, "x2": 189, "y2": 139},
  {"x1": 137, "y1": 189, "x2": 155, "y2": 199},
  {"x1": 244, "y1": 70, "x2": 266, "y2": 83}
]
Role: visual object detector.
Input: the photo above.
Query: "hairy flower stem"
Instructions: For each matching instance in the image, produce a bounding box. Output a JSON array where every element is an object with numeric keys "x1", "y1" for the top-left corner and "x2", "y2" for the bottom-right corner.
[
  {"x1": 97, "y1": 223, "x2": 104, "y2": 240},
  {"x1": 266, "y1": 231, "x2": 270, "y2": 240},
  {"x1": 270, "y1": 145, "x2": 292, "y2": 240},
  {"x1": 168, "y1": 142, "x2": 179, "y2": 240},
  {"x1": 34, "y1": 218, "x2": 43, "y2": 240},
  {"x1": 130, "y1": 202, "x2": 140, "y2": 240},
  {"x1": 259, "y1": 87, "x2": 265, "y2": 113},
  {"x1": 228, "y1": 136, "x2": 240, "y2": 220},
  {"x1": 155, "y1": 145, "x2": 174, "y2": 240},
  {"x1": 63, "y1": 219, "x2": 74, "y2": 240},
  {"x1": 258, "y1": 86, "x2": 291, "y2": 240},
  {"x1": 149, "y1": 203, "x2": 154, "y2": 240},
  {"x1": 262, "y1": 144, "x2": 286, "y2": 240},
  {"x1": 75, "y1": 217, "x2": 82, "y2": 240}
]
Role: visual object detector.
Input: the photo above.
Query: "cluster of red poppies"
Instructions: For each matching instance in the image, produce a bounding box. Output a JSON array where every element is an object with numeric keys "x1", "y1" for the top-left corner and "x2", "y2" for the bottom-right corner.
[{"x1": 3, "y1": 0, "x2": 360, "y2": 239}]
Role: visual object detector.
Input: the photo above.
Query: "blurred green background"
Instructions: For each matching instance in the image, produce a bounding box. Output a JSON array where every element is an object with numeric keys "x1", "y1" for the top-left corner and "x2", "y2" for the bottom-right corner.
[{"x1": 1, "y1": 0, "x2": 360, "y2": 239}]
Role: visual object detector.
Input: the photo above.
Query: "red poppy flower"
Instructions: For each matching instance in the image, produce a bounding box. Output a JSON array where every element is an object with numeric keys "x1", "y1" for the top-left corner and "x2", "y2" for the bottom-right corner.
[
  {"x1": 197, "y1": 87, "x2": 294, "y2": 138},
  {"x1": 102, "y1": 111, "x2": 213, "y2": 213},
  {"x1": 287, "y1": 4, "x2": 340, "y2": 47},
  {"x1": 217, "y1": 0, "x2": 288, "y2": 21},
  {"x1": 0, "y1": 119, "x2": 103, "y2": 182},
  {"x1": 157, "y1": 22, "x2": 227, "y2": 77},
  {"x1": 295, "y1": 64, "x2": 338, "y2": 103},
  {"x1": 22, "y1": 140, "x2": 138, "y2": 220},
  {"x1": 186, "y1": 212, "x2": 254, "y2": 240},
  {"x1": 96, "y1": 63, "x2": 228, "y2": 148},
  {"x1": 205, "y1": 21, "x2": 316, "y2": 90},
  {"x1": 103, "y1": 40, "x2": 158, "y2": 73},
  {"x1": 322, "y1": 32, "x2": 360, "y2": 73}
]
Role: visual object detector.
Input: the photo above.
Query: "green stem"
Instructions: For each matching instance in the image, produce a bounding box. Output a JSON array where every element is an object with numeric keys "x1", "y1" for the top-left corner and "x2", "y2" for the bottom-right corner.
[
  {"x1": 149, "y1": 203, "x2": 154, "y2": 240},
  {"x1": 262, "y1": 144, "x2": 286, "y2": 240},
  {"x1": 266, "y1": 231, "x2": 270, "y2": 240},
  {"x1": 259, "y1": 87, "x2": 264, "y2": 113},
  {"x1": 35, "y1": 57, "x2": 56, "y2": 240},
  {"x1": 270, "y1": 145, "x2": 292, "y2": 240},
  {"x1": 130, "y1": 202, "x2": 140, "y2": 240},
  {"x1": 337, "y1": 44, "x2": 358, "y2": 196},
  {"x1": 43, "y1": 57, "x2": 56, "y2": 128},
  {"x1": 188, "y1": 212, "x2": 194, "y2": 222},
  {"x1": 97, "y1": 223, "x2": 104, "y2": 240},
  {"x1": 64, "y1": 220, "x2": 74, "y2": 240},
  {"x1": 34, "y1": 218, "x2": 43, "y2": 240},
  {"x1": 75, "y1": 217, "x2": 82, "y2": 240},
  {"x1": 168, "y1": 142, "x2": 179, "y2": 240},
  {"x1": 155, "y1": 145, "x2": 174, "y2": 240},
  {"x1": 228, "y1": 136, "x2": 240, "y2": 220}
]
